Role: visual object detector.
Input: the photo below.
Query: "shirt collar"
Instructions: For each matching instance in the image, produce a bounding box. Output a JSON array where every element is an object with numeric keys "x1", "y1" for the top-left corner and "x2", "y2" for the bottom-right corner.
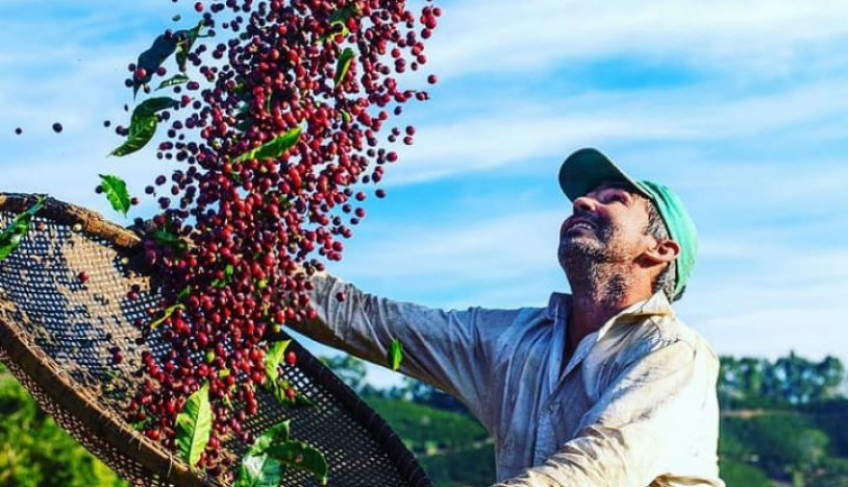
[{"x1": 546, "y1": 291, "x2": 675, "y2": 340}]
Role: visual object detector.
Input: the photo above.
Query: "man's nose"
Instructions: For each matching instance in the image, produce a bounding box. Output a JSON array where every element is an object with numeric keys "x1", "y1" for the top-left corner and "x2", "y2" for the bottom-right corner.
[{"x1": 572, "y1": 195, "x2": 598, "y2": 213}]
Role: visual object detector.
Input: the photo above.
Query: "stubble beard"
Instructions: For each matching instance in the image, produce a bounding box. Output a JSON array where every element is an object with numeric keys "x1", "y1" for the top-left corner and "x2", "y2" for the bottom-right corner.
[{"x1": 558, "y1": 223, "x2": 628, "y2": 301}]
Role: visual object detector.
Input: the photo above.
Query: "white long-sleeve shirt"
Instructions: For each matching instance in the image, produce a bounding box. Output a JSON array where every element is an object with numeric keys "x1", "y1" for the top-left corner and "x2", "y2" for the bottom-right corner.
[{"x1": 297, "y1": 274, "x2": 725, "y2": 487}]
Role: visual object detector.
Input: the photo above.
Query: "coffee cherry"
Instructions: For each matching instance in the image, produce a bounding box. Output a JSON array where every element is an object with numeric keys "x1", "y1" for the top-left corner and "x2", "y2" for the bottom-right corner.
[
  {"x1": 52, "y1": 122, "x2": 63, "y2": 133},
  {"x1": 114, "y1": 0, "x2": 442, "y2": 463}
]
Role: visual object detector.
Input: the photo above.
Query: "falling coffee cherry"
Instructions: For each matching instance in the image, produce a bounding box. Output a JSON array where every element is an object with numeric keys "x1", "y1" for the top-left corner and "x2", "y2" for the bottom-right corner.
[
  {"x1": 14, "y1": 127, "x2": 22, "y2": 135},
  {"x1": 52, "y1": 122, "x2": 63, "y2": 133},
  {"x1": 78, "y1": 271, "x2": 90, "y2": 283},
  {"x1": 117, "y1": 0, "x2": 442, "y2": 452}
]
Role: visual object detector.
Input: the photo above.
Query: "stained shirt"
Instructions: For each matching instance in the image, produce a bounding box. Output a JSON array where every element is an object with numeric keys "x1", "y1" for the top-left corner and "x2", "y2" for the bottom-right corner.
[{"x1": 297, "y1": 274, "x2": 725, "y2": 487}]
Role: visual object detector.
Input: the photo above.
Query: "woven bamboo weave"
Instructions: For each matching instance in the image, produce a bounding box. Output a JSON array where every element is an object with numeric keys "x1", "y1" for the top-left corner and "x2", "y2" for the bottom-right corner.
[{"x1": 0, "y1": 193, "x2": 432, "y2": 487}]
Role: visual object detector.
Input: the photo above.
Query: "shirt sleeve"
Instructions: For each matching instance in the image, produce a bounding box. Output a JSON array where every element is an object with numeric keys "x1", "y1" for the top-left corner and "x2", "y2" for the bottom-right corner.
[
  {"x1": 289, "y1": 273, "x2": 519, "y2": 424},
  {"x1": 493, "y1": 338, "x2": 721, "y2": 487}
]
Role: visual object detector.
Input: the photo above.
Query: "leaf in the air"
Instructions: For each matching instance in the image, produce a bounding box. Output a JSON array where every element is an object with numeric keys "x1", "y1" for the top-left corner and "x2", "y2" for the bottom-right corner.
[
  {"x1": 157, "y1": 74, "x2": 190, "y2": 90},
  {"x1": 110, "y1": 97, "x2": 177, "y2": 157},
  {"x1": 233, "y1": 127, "x2": 302, "y2": 162},
  {"x1": 264, "y1": 341, "x2": 314, "y2": 409},
  {"x1": 334, "y1": 48, "x2": 355, "y2": 87},
  {"x1": 175, "y1": 22, "x2": 205, "y2": 72},
  {"x1": 266, "y1": 440, "x2": 328, "y2": 486},
  {"x1": 152, "y1": 227, "x2": 188, "y2": 253},
  {"x1": 0, "y1": 195, "x2": 46, "y2": 261},
  {"x1": 149, "y1": 303, "x2": 185, "y2": 329},
  {"x1": 177, "y1": 286, "x2": 191, "y2": 301},
  {"x1": 234, "y1": 118, "x2": 253, "y2": 133},
  {"x1": 98, "y1": 174, "x2": 130, "y2": 216},
  {"x1": 264, "y1": 340, "x2": 291, "y2": 384},
  {"x1": 175, "y1": 383, "x2": 213, "y2": 467},
  {"x1": 388, "y1": 338, "x2": 403, "y2": 371},
  {"x1": 234, "y1": 421, "x2": 291, "y2": 487},
  {"x1": 211, "y1": 263, "x2": 235, "y2": 288},
  {"x1": 318, "y1": 5, "x2": 356, "y2": 42},
  {"x1": 134, "y1": 33, "x2": 179, "y2": 97},
  {"x1": 110, "y1": 115, "x2": 156, "y2": 157},
  {"x1": 134, "y1": 97, "x2": 179, "y2": 118}
]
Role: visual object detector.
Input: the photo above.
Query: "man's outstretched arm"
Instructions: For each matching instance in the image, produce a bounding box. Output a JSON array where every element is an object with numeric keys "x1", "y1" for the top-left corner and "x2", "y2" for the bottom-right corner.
[
  {"x1": 290, "y1": 272, "x2": 520, "y2": 425},
  {"x1": 494, "y1": 339, "x2": 723, "y2": 487}
]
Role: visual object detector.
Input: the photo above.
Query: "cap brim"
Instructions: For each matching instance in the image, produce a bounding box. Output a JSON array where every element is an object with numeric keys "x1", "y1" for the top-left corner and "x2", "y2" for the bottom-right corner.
[{"x1": 559, "y1": 148, "x2": 647, "y2": 201}]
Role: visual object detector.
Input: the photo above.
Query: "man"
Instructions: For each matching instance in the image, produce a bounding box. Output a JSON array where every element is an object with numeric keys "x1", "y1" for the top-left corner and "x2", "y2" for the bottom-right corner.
[{"x1": 294, "y1": 148, "x2": 724, "y2": 487}]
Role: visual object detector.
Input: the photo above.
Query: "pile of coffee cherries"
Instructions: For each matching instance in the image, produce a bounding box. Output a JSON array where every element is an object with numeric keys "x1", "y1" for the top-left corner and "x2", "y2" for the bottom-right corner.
[{"x1": 119, "y1": 0, "x2": 440, "y2": 476}]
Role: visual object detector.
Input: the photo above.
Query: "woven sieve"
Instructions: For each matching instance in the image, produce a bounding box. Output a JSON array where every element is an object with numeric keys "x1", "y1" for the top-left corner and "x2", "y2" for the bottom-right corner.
[{"x1": 0, "y1": 193, "x2": 432, "y2": 487}]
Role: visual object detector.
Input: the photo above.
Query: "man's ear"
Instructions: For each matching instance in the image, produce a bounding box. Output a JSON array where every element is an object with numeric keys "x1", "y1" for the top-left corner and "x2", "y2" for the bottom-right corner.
[{"x1": 643, "y1": 238, "x2": 680, "y2": 266}]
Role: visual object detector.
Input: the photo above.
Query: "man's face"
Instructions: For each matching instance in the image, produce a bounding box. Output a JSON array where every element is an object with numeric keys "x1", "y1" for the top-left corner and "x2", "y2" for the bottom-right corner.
[{"x1": 557, "y1": 182, "x2": 653, "y2": 271}]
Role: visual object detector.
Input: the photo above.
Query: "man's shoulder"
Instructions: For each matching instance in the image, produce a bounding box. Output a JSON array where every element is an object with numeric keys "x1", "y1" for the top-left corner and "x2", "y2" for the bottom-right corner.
[{"x1": 638, "y1": 312, "x2": 719, "y2": 365}]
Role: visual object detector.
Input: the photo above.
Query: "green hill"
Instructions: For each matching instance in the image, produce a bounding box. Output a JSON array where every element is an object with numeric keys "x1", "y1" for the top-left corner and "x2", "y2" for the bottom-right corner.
[{"x1": 1, "y1": 353, "x2": 847, "y2": 487}]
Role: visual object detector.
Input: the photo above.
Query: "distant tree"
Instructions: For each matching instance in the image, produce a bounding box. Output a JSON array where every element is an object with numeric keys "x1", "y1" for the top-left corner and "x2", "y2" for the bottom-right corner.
[
  {"x1": 0, "y1": 364, "x2": 127, "y2": 487},
  {"x1": 723, "y1": 414, "x2": 829, "y2": 487},
  {"x1": 719, "y1": 353, "x2": 845, "y2": 409},
  {"x1": 320, "y1": 354, "x2": 367, "y2": 394}
]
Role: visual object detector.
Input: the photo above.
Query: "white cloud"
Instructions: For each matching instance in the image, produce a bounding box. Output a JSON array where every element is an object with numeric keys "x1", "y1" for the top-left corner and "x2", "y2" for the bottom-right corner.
[
  {"x1": 429, "y1": 0, "x2": 848, "y2": 79},
  {"x1": 389, "y1": 78, "x2": 848, "y2": 185},
  {"x1": 335, "y1": 209, "x2": 563, "y2": 281},
  {"x1": 2, "y1": 0, "x2": 846, "y2": 382}
]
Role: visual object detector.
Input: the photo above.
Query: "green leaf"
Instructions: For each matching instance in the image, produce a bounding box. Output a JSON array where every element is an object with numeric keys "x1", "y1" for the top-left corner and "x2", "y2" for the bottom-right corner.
[
  {"x1": 110, "y1": 116, "x2": 156, "y2": 157},
  {"x1": 264, "y1": 341, "x2": 313, "y2": 409},
  {"x1": 149, "y1": 303, "x2": 185, "y2": 329},
  {"x1": 134, "y1": 97, "x2": 179, "y2": 118},
  {"x1": 234, "y1": 127, "x2": 302, "y2": 162},
  {"x1": 235, "y1": 422, "x2": 291, "y2": 487},
  {"x1": 267, "y1": 381, "x2": 313, "y2": 410},
  {"x1": 388, "y1": 338, "x2": 403, "y2": 371},
  {"x1": 177, "y1": 286, "x2": 191, "y2": 301},
  {"x1": 175, "y1": 22, "x2": 205, "y2": 72},
  {"x1": 152, "y1": 228, "x2": 188, "y2": 253},
  {"x1": 0, "y1": 195, "x2": 46, "y2": 261},
  {"x1": 157, "y1": 74, "x2": 190, "y2": 90},
  {"x1": 266, "y1": 440, "x2": 328, "y2": 486},
  {"x1": 110, "y1": 97, "x2": 177, "y2": 157},
  {"x1": 334, "y1": 48, "x2": 355, "y2": 87},
  {"x1": 211, "y1": 263, "x2": 235, "y2": 288},
  {"x1": 264, "y1": 340, "x2": 291, "y2": 384},
  {"x1": 236, "y1": 454, "x2": 282, "y2": 487},
  {"x1": 134, "y1": 33, "x2": 179, "y2": 97},
  {"x1": 98, "y1": 175, "x2": 130, "y2": 216},
  {"x1": 329, "y1": 4, "x2": 358, "y2": 25},
  {"x1": 234, "y1": 118, "x2": 253, "y2": 133},
  {"x1": 175, "y1": 383, "x2": 213, "y2": 467},
  {"x1": 319, "y1": 5, "x2": 356, "y2": 42},
  {"x1": 252, "y1": 421, "x2": 291, "y2": 454}
]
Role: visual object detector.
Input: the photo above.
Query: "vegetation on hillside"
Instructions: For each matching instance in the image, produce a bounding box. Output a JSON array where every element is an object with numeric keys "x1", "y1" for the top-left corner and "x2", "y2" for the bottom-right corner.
[{"x1": 0, "y1": 352, "x2": 845, "y2": 487}]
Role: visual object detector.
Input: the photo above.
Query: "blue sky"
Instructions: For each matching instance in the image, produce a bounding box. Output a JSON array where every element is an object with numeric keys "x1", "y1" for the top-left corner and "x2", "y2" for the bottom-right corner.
[{"x1": 1, "y1": 1, "x2": 847, "y2": 389}]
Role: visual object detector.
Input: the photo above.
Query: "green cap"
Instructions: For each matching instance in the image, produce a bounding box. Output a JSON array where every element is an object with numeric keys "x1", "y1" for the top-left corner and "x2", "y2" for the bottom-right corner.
[{"x1": 558, "y1": 148, "x2": 697, "y2": 299}]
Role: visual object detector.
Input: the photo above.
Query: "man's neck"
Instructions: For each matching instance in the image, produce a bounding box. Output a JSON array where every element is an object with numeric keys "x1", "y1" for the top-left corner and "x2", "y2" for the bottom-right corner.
[{"x1": 565, "y1": 264, "x2": 653, "y2": 357}]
